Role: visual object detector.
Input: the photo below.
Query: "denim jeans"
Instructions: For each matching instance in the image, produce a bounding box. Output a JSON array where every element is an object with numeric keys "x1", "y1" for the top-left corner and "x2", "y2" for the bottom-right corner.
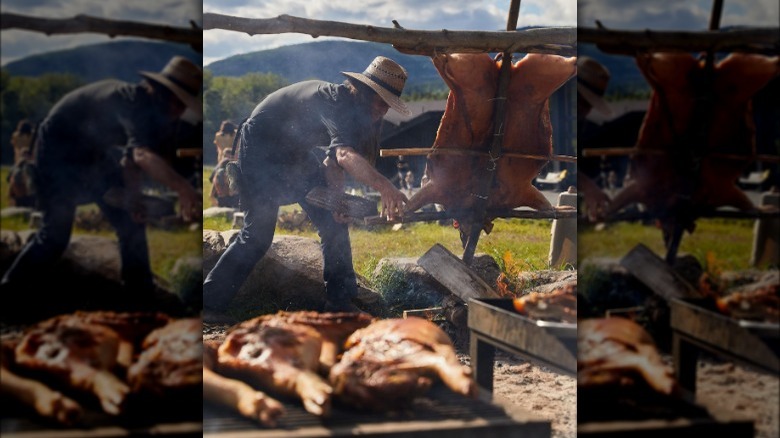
[
  {"x1": 202, "y1": 182, "x2": 358, "y2": 312},
  {"x1": 1, "y1": 170, "x2": 154, "y2": 297}
]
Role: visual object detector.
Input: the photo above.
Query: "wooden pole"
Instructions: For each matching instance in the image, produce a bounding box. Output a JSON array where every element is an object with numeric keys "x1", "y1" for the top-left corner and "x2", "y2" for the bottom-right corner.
[
  {"x1": 364, "y1": 207, "x2": 577, "y2": 226},
  {"x1": 577, "y1": 26, "x2": 779, "y2": 55},
  {"x1": 379, "y1": 147, "x2": 577, "y2": 162},
  {"x1": 462, "y1": 0, "x2": 522, "y2": 265},
  {"x1": 202, "y1": 13, "x2": 575, "y2": 56},
  {"x1": 1, "y1": 13, "x2": 202, "y2": 50},
  {"x1": 581, "y1": 147, "x2": 780, "y2": 163}
]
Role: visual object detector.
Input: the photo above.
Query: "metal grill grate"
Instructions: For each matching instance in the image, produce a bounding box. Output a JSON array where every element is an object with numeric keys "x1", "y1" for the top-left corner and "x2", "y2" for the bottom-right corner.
[{"x1": 204, "y1": 385, "x2": 537, "y2": 436}]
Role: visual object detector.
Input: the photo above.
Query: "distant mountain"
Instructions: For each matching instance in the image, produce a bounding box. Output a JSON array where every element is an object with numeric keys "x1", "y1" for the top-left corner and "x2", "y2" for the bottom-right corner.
[
  {"x1": 205, "y1": 40, "x2": 448, "y2": 94},
  {"x1": 2, "y1": 40, "x2": 202, "y2": 83}
]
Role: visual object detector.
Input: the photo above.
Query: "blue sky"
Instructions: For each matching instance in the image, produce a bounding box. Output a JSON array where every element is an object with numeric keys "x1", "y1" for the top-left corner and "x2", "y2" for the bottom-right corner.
[{"x1": 0, "y1": 0, "x2": 202, "y2": 65}]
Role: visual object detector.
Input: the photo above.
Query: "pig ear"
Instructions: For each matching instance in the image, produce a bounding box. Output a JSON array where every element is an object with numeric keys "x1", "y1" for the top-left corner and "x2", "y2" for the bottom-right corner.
[{"x1": 715, "y1": 53, "x2": 780, "y2": 102}]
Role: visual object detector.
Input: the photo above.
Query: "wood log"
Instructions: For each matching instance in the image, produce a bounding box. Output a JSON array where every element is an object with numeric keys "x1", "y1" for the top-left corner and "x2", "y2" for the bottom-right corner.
[
  {"x1": 202, "y1": 13, "x2": 576, "y2": 56},
  {"x1": 581, "y1": 147, "x2": 780, "y2": 163},
  {"x1": 418, "y1": 244, "x2": 501, "y2": 302},
  {"x1": 305, "y1": 187, "x2": 378, "y2": 219},
  {"x1": 619, "y1": 244, "x2": 700, "y2": 301},
  {"x1": 364, "y1": 208, "x2": 577, "y2": 225},
  {"x1": 379, "y1": 147, "x2": 577, "y2": 163},
  {"x1": 1, "y1": 13, "x2": 202, "y2": 50},
  {"x1": 579, "y1": 26, "x2": 779, "y2": 55}
]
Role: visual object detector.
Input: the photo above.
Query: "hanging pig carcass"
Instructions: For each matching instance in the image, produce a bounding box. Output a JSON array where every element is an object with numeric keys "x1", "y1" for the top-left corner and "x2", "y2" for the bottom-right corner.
[
  {"x1": 601, "y1": 52, "x2": 780, "y2": 256},
  {"x1": 404, "y1": 53, "x2": 577, "y2": 243}
]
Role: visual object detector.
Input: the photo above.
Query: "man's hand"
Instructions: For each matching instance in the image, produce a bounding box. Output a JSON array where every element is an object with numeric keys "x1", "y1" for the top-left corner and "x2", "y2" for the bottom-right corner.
[
  {"x1": 378, "y1": 182, "x2": 408, "y2": 221},
  {"x1": 579, "y1": 175, "x2": 610, "y2": 222},
  {"x1": 332, "y1": 146, "x2": 408, "y2": 221},
  {"x1": 132, "y1": 147, "x2": 202, "y2": 223},
  {"x1": 177, "y1": 184, "x2": 202, "y2": 223}
]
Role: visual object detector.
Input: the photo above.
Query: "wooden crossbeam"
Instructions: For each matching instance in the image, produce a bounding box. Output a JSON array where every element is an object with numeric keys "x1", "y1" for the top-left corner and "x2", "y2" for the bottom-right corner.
[
  {"x1": 202, "y1": 13, "x2": 576, "y2": 56},
  {"x1": 380, "y1": 147, "x2": 577, "y2": 163},
  {"x1": 578, "y1": 26, "x2": 780, "y2": 55},
  {"x1": 581, "y1": 147, "x2": 780, "y2": 163},
  {"x1": 1, "y1": 13, "x2": 202, "y2": 49},
  {"x1": 364, "y1": 208, "x2": 577, "y2": 225}
]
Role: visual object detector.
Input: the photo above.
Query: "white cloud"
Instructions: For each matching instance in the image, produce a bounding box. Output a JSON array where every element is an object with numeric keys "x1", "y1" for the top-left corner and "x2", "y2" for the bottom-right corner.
[
  {"x1": 202, "y1": 0, "x2": 577, "y2": 64},
  {"x1": 578, "y1": 0, "x2": 779, "y2": 30},
  {"x1": 1, "y1": 0, "x2": 200, "y2": 65}
]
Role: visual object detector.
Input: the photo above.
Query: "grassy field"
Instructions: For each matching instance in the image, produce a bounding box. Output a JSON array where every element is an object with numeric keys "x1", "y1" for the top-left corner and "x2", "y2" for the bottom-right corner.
[
  {"x1": 6, "y1": 162, "x2": 760, "y2": 298},
  {"x1": 579, "y1": 218, "x2": 760, "y2": 273},
  {"x1": 202, "y1": 166, "x2": 559, "y2": 280},
  {"x1": 0, "y1": 166, "x2": 202, "y2": 288}
]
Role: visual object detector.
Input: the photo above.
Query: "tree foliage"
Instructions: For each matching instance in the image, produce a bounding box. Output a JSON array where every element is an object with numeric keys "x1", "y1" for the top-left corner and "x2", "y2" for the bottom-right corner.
[
  {"x1": 1, "y1": 69, "x2": 84, "y2": 164},
  {"x1": 202, "y1": 69, "x2": 289, "y2": 164}
]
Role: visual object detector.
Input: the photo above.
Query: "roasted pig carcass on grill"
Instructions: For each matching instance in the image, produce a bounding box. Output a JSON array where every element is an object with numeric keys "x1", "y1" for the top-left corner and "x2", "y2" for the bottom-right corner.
[
  {"x1": 217, "y1": 314, "x2": 335, "y2": 417},
  {"x1": 203, "y1": 339, "x2": 285, "y2": 427},
  {"x1": 578, "y1": 317, "x2": 676, "y2": 396},
  {"x1": 12, "y1": 314, "x2": 131, "y2": 415},
  {"x1": 329, "y1": 317, "x2": 477, "y2": 411},
  {"x1": 252, "y1": 311, "x2": 374, "y2": 372},
  {"x1": 126, "y1": 317, "x2": 202, "y2": 399},
  {"x1": 715, "y1": 283, "x2": 780, "y2": 323},
  {"x1": 70, "y1": 310, "x2": 172, "y2": 349},
  {"x1": 1, "y1": 337, "x2": 83, "y2": 425},
  {"x1": 513, "y1": 282, "x2": 577, "y2": 323}
]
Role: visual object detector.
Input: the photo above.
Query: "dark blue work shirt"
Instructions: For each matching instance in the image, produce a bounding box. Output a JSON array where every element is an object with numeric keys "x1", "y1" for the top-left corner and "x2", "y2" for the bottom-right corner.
[
  {"x1": 238, "y1": 80, "x2": 381, "y2": 200},
  {"x1": 35, "y1": 79, "x2": 175, "y2": 190}
]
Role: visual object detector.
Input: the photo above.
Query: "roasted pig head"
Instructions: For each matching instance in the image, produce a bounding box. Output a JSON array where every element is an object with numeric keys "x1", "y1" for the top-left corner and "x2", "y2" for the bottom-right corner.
[
  {"x1": 1, "y1": 337, "x2": 84, "y2": 425},
  {"x1": 13, "y1": 315, "x2": 130, "y2": 415},
  {"x1": 217, "y1": 315, "x2": 333, "y2": 417},
  {"x1": 329, "y1": 317, "x2": 476, "y2": 411}
]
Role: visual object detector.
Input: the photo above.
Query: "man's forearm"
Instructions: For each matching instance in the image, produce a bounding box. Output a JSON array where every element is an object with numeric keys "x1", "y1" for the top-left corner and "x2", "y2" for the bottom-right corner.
[
  {"x1": 334, "y1": 147, "x2": 393, "y2": 193},
  {"x1": 132, "y1": 147, "x2": 190, "y2": 193}
]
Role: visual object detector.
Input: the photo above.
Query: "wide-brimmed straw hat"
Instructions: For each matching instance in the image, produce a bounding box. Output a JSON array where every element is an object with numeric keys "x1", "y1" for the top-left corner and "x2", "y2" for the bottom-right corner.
[
  {"x1": 140, "y1": 56, "x2": 203, "y2": 119},
  {"x1": 342, "y1": 56, "x2": 412, "y2": 116},
  {"x1": 577, "y1": 56, "x2": 612, "y2": 116}
]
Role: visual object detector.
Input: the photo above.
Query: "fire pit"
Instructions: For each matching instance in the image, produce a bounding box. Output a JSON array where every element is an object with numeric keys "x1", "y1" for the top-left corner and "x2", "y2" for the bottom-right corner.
[
  {"x1": 670, "y1": 297, "x2": 780, "y2": 398},
  {"x1": 467, "y1": 298, "x2": 576, "y2": 394}
]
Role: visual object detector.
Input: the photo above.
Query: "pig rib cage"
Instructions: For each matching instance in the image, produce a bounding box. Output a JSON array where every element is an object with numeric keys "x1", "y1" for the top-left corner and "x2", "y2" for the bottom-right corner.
[{"x1": 579, "y1": 0, "x2": 780, "y2": 264}]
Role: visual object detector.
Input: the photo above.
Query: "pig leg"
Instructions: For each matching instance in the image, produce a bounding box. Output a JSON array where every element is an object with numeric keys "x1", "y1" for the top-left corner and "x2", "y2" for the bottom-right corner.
[
  {"x1": 405, "y1": 179, "x2": 445, "y2": 213},
  {"x1": 603, "y1": 182, "x2": 646, "y2": 220},
  {"x1": 517, "y1": 185, "x2": 554, "y2": 211},
  {"x1": 708, "y1": 185, "x2": 757, "y2": 212}
]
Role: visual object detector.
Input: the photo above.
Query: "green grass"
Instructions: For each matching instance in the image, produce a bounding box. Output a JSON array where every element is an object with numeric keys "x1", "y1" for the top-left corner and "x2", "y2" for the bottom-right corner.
[
  {"x1": 201, "y1": 165, "x2": 557, "y2": 278},
  {"x1": 1, "y1": 165, "x2": 201, "y2": 287},
  {"x1": 579, "y1": 218, "x2": 759, "y2": 272}
]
